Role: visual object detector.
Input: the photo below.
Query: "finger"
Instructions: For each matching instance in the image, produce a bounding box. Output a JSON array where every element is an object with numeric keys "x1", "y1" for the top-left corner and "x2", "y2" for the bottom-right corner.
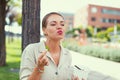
[
  {"x1": 40, "y1": 56, "x2": 48, "y2": 65},
  {"x1": 71, "y1": 75, "x2": 74, "y2": 80},
  {"x1": 75, "y1": 76, "x2": 79, "y2": 80},
  {"x1": 76, "y1": 77, "x2": 79, "y2": 80},
  {"x1": 39, "y1": 51, "x2": 47, "y2": 59},
  {"x1": 45, "y1": 62, "x2": 49, "y2": 66},
  {"x1": 43, "y1": 60, "x2": 49, "y2": 66},
  {"x1": 44, "y1": 59, "x2": 49, "y2": 66},
  {"x1": 72, "y1": 75, "x2": 79, "y2": 80},
  {"x1": 82, "y1": 78, "x2": 85, "y2": 80},
  {"x1": 42, "y1": 56, "x2": 48, "y2": 63},
  {"x1": 40, "y1": 57, "x2": 46, "y2": 65}
]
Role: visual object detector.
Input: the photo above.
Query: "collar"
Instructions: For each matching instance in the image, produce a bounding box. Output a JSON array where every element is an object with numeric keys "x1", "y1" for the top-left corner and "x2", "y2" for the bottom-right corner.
[
  {"x1": 38, "y1": 41, "x2": 69, "y2": 67},
  {"x1": 38, "y1": 41, "x2": 68, "y2": 56}
]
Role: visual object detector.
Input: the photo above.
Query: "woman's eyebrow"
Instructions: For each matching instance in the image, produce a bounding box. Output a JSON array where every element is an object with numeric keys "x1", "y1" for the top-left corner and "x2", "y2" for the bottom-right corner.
[
  {"x1": 49, "y1": 20, "x2": 65, "y2": 23},
  {"x1": 50, "y1": 21, "x2": 57, "y2": 23},
  {"x1": 60, "y1": 21, "x2": 65, "y2": 23}
]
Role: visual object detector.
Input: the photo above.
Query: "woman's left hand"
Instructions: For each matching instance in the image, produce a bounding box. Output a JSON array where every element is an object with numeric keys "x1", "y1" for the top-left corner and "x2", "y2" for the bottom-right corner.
[
  {"x1": 72, "y1": 75, "x2": 85, "y2": 80},
  {"x1": 72, "y1": 75, "x2": 79, "y2": 80}
]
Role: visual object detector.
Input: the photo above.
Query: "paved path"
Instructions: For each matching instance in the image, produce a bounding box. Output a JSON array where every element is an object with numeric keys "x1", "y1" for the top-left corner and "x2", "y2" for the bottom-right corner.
[{"x1": 70, "y1": 50, "x2": 120, "y2": 80}]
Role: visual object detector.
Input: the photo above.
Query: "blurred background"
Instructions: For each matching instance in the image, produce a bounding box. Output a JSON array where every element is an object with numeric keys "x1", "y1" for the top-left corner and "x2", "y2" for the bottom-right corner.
[{"x1": 0, "y1": 0, "x2": 120, "y2": 80}]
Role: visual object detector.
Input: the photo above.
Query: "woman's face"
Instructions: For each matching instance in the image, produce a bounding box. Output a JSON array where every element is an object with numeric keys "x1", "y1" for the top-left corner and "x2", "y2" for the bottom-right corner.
[{"x1": 43, "y1": 14, "x2": 65, "y2": 40}]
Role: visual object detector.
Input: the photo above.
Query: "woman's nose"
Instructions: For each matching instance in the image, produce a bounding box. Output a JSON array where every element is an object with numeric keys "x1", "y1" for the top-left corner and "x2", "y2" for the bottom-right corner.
[{"x1": 56, "y1": 24, "x2": 62, "y2": 29}]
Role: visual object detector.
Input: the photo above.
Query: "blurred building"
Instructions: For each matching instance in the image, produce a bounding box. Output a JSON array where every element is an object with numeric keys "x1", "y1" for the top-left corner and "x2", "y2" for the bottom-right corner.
[
  {"x1": 60, "y1": 12, "x2": 74, "y2": 30},
  {"x1": 74, "y1": 4, "x2": 120, "y2": 29}
]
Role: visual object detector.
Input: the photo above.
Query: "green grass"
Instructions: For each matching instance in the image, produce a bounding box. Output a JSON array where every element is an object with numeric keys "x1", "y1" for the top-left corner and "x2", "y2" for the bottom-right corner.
[{"x1": 0, "y1": 38, "x2": 21, "y2": 80}]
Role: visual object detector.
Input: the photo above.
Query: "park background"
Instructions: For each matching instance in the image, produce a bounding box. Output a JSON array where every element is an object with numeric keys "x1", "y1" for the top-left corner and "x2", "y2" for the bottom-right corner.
[{"x1": 0, "y1": 0, "x2": 120, "y2": 80}]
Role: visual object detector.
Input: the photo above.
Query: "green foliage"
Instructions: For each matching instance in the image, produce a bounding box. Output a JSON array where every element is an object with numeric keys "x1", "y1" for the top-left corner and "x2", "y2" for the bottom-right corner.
[
  {"x1": 77, "y1": 25, "x2": 83, "y2": 29},
  {"x1": 87, "y1": 26, "x2": 94, "y2": 33},
  {"x1": 66, "y1": 25, "x2": 93, "y2": 38},
  {"x1": 106, "y1": 27, "x2": 114, "y2": 33},
  {"x1": 0, "y1": 38, "x2": 21, "y2": 80},
  {"x1": 97, "y1": 27, "x2": 102, "y2": 32},
  {"x1": 14, "y1": 13, "x2": 22, "y2": 25},
  {"x1": 96, "y1": 31, "x2": 107, "y2": 38},
  {"x1": 86, "y1": 26, "x2": 93, "y2": 37},
  {"x1": 117, "y1": 24, "x2": 120, "y2": 31},
  {"x1": 63, "y1": 40, "x2": 120, "y2": 62},
  {"x1": 8, "y1": 0, "x2": 22, "y2": 7},
  {"x1": 66, "y1": 28, "x2": 76, "y2": 34},
  {"x1": 95, "y1": 30, "x2": 111, "y2": 42},
  {"x1": 7, "y1": 0, "x2": 22, "y2": 25},
  {"x1": 66, "y1": 27, "x2": 81, "y2": 37}
]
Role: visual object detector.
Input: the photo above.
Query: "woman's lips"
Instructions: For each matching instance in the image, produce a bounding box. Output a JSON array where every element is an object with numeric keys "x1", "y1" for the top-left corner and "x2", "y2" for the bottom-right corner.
[{"x1": 57, "y1": 30, "x2": 63, "y2": 35}]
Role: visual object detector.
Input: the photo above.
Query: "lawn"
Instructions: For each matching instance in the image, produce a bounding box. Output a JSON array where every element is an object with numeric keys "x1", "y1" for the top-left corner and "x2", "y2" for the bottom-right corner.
[{"x1": 0, "y1": 38, "x2": 21, "y2": 80}]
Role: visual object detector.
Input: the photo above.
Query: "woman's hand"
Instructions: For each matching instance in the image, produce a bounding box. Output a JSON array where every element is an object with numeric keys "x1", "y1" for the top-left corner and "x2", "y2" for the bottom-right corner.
[
  {"x1": 72, "y1": 75, "x2": 85, "y2": 80},
  {"x1": 72, "y1": 75, "x2": 79, "y2": 80},
  {"x1": 37, "y1": 51, "x2": 49, "y2": 71}
]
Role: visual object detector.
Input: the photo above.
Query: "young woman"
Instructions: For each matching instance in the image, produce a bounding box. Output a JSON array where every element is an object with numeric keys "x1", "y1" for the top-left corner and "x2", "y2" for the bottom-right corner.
[{"x1": 20, "y1": 12, "x2": 79, "y2": 80}]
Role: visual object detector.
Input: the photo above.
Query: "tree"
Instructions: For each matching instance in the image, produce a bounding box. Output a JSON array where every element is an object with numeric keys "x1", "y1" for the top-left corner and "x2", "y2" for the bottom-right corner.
[
  {"x1": 0, "y1": 0, "x2": 7, "y2": 66},
  {"x1": 22, "y1": 0, "x2": 41, "y2": 51},
  {"x1": 0, "y1": 0, "x2": 22, "y2": 66},
  {"x1": 7, "y1": 0, "x2": 22, "y2": 25}
]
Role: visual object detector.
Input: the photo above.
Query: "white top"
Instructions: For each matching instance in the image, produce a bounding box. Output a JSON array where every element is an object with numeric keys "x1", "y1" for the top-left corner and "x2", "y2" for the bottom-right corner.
[{"x1": 19, "y1": 41, "x2": 72, "y2": 80}]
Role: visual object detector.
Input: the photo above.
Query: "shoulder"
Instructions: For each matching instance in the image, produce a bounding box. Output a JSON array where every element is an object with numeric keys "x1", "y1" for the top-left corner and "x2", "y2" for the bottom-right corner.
[
  {"x1": 24, "y1": 42, "x2": 40, "y2": 51},
  {"x1": 22, "y1": 42, "x2": 43, "y2": 57},
  {"x1": 22, "y1": 42, "x2": 40, "y2": 56},
  {"x1": 23, "y1": 41, "x2": 45, "y2": 51},
  {"x1": 61, "y1": 47, "x2": 72, "y2": 59},
  {"x1": 62, "y1": 47, "x2": 71, "y2": 54},
  {"x1": 61, "y1": 46, "x2": 70, "y2": 53},
  {"x1": 22, "y1": 41, "x2": 46, "y2": 56}
]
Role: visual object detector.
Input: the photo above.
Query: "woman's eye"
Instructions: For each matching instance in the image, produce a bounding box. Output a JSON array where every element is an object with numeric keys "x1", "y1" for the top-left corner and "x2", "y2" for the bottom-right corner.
[
  {"x1": 50, "y1": 24, "x2": 56, "y2": 26},
  {"x1": 61, "y1": 24, "x2": 64, "y2": 26}
]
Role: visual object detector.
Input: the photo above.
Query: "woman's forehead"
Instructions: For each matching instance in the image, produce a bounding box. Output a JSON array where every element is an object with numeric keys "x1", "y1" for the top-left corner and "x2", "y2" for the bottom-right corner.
[{"x1": 47, "y1": 15, "x2": 64, "y2": 21}]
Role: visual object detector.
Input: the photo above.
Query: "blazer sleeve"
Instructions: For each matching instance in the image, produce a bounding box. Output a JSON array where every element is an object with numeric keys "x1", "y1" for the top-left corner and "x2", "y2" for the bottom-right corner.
[{"x1": 19, "y1": 44, "x2": 36, "y2": 80}]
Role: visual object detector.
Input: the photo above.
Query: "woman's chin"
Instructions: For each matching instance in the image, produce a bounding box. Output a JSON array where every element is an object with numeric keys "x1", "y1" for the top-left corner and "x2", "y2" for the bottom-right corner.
[{"x1": 54, "y1": 37, "x2": 64, "y2": 41}]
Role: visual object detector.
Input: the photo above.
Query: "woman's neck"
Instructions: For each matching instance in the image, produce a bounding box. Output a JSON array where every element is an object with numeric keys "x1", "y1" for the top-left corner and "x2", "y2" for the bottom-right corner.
[{"x1": 45, "y1": 39, "x2": 61, "y2": 54}]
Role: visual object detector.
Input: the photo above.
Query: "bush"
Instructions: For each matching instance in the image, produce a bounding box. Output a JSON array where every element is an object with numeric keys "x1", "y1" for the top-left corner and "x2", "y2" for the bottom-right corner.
[{"x1": 63, "y1": 40, "x2": 120, "y2": 62}]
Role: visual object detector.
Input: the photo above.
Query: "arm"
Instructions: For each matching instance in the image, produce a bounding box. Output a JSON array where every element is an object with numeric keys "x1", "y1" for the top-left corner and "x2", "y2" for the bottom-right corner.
[
  {"x1": 28, "y1": 51, "x2": 48, "y2": 80},
  {"x1": 20, "y1": 44, "x2": 48, "y2": 80},
  {"x1": 27, "y1": 66, "x2": 43, "y2": 80}
]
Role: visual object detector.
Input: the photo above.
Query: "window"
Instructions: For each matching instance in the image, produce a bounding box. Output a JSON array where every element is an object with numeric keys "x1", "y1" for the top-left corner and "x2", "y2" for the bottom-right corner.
[
  {"x1": 117, "y1": 19, "x2": 120, "y2": 23},
  {"x1": 91, "y1": 17, "x2": 96, "y2": 21},
  {"x1": 91, "y1": 7, "x2": 97, "y2": 13},
  {"x1": 102, "y1": 8, "x2": 120, "y2": 16},
  {"x1": 101, "y1": 18, "x2": 109, "y2": 23},
  {"x1": 101, "y1": 18, "x2": 106, "y2": 23},
  {"x1": 108, "y1": 19, "x2": 114, "y2": 23}
]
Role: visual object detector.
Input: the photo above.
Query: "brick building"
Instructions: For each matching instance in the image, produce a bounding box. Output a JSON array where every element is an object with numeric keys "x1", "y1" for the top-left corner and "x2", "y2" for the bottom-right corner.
[
  {"x1": 74, "y1": 4, "x2": 120, "y2": 29},
  {"x1": 60, "y1": 12, "x2": 74, "y2": 30}
]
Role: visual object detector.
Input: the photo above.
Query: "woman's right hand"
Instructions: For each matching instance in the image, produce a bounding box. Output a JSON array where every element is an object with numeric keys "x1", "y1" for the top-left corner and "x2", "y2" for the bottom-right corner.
[
  {"x1": 37, "y1": 51, "x2": 49, "y2": 71},
  {"x1": 28, "y1": 51, "x2": 49, "y2": 80}
]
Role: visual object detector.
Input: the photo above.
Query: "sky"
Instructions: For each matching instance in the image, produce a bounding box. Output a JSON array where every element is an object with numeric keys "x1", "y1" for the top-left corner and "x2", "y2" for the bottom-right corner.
[
  {"x1": 40, "y1": 0, "x2": 120, "y2": 34},
  {"x1": 8, "y1": 0, "x2": 120, "y2": 35},
  {"x1": 41, "y1": 0, "x2": 120, "y2": 18}
]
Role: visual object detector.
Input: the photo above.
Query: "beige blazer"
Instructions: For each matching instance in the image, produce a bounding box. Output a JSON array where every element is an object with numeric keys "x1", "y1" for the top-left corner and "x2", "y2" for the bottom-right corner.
[{"x1": 19, "y1": 41, "x2": 72, "y2": 80}]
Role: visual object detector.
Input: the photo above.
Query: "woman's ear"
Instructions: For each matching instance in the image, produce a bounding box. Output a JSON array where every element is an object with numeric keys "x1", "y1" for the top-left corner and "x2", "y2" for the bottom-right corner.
[{"x1": 42, "y1": 28, "x2": 47, "y2": 36}]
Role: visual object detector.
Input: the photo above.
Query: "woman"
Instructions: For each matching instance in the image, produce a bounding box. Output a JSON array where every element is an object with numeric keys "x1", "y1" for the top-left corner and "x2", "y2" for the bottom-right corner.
[{"x1": 20, "y1": 12, "x2": 79, "y2": 80}]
